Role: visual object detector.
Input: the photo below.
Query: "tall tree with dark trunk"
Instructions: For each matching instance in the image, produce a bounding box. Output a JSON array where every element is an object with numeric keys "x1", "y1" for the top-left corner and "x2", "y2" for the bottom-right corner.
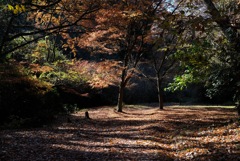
[
  {"x1": 115, "y1": 1, "x2": 165, "y2": 112},
  {"x1": 141, "y1": 0, "x2": 186, "y2": 110},
  {"x1": 116, "y1": 2, "x2": 156, "y2": 112},
  {"x1": 90, "y1": 0, "x2": 161, "y2": 112}
]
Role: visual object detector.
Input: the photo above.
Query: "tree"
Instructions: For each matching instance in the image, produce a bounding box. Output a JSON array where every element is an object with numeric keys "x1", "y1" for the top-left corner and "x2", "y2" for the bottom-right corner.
[
  {"x1": 146, "y1": 0, "x2": 187, "y2": 110},
  {"x1": 202, "y1": 0, "x2": 240, "y2": 114},
  {"x1": 116, "y1": 8, "x2": 153, "y2": 112},
  {"x1": 81, "y1": 0, "x2": 161, "y2": 112},
  {"x1": 169, "y1": 0, "x2": 240, "y2": 114},
  {"x1": 0, "y1": 0, "x2": 100, "y2": 61}
]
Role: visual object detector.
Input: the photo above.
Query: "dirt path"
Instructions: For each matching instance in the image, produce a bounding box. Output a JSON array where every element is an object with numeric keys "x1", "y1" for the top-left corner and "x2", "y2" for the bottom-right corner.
[{"x1": 0, "y1": 105, "x2": 239, "y2": 161}]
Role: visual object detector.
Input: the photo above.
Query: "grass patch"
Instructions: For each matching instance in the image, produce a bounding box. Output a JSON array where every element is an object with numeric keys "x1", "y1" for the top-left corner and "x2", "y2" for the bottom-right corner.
[{"x1": 168, "y1": 105, "x2": 236, "y2": 109}]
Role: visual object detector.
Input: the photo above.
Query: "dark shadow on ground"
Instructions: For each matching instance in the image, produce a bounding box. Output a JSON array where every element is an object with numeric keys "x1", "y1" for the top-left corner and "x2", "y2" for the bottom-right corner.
[{"x1": 0, "y1": 106, "x2": 239, "y2": 161}]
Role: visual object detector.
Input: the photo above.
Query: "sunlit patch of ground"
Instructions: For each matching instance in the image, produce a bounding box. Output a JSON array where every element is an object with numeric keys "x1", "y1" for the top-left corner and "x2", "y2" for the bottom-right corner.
[{"x1": 1, "y1": 105, "x2": 239, "y2": 161}]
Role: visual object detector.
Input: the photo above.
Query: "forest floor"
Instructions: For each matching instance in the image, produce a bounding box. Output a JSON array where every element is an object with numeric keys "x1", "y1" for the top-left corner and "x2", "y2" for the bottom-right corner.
[{"x1": 0, "y1": 104, "x2": 240, "y2": 161}]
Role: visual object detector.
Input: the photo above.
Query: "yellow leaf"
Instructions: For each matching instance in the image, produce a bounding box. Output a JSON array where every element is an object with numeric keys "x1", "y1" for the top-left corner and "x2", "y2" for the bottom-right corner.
[
  {"x1": 13, "y1": 9, "x2": 18, "y2": 14},
  {"x1": 21, "y1": 5, "x2": 26, "y2": 12},
  {"x1": 15, "y1": 4, "x2": 20, "y2": 11},
  {"x1": 7, "y1": 4, "x2": 14, "y2": 11}
]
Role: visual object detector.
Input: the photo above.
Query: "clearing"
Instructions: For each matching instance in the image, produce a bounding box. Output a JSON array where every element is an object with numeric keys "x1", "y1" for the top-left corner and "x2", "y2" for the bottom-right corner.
[{"x1": 0, "y1": 105, "x2": 240, "y2": 161}]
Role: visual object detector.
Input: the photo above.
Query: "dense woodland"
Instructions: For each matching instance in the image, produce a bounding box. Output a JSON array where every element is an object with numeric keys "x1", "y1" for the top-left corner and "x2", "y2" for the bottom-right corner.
[{"x1": 0, "y1": 0, "x2": 239, "y2": 125}]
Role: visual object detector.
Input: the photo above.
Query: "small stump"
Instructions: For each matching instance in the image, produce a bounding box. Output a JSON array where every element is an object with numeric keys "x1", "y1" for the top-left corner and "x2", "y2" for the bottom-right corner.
[{"x1": 85, "y1": 111, "x2": 90, "y2": 119}]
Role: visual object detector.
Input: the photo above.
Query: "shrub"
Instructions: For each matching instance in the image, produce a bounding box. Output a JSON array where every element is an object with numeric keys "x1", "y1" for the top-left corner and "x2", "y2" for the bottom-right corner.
[
  {"x1": 39, "y1": 68, "x2": 87, "y2": 87},
  {"x1": 0, "y1": 62, "x2": 63, "y2": 129}
]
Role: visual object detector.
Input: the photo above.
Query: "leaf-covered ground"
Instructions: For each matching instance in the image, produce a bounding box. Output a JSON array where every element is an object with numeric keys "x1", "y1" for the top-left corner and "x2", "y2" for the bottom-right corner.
[{"x1": 1, "y1": 105, "x2": 240, "y2": 161}]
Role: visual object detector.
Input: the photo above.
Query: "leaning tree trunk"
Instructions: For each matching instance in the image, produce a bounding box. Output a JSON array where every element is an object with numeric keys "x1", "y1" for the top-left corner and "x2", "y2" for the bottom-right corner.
[{"x1": 157, "y1": 77, "x2": 164, "y2": 110}]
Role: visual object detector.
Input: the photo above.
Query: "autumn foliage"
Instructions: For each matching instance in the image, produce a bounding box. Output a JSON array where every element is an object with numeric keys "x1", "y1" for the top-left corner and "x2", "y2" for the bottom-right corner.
[{"x1": 0, "y1": 0, "x2": 240, "y2": 126}]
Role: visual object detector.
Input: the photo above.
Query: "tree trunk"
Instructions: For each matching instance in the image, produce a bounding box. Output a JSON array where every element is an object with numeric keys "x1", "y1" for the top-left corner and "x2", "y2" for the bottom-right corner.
[
  {"x1": 236, "y1": 100, "x2": 240, "y2": 116},
  {"x1": 159, "y1": 92, "x2": 164, "y2": 110},
  {"x1": 157, "y1": 77, "x2": 164, "y2": 110},
  {"x1": 117, "y1": 83, "x2": 124, "y2": 112},
  {"x1": 117, "y1": 69, "x2": 127, "y2": 112},
  {"x1": 237, "y1": 105, "x2": 240, "y2": 116}
]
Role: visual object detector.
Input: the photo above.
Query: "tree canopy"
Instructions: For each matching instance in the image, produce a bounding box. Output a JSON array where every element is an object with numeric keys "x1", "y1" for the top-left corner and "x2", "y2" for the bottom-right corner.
[{"x1": 0, "y1": 0, "x2": 240, "y2": 128}]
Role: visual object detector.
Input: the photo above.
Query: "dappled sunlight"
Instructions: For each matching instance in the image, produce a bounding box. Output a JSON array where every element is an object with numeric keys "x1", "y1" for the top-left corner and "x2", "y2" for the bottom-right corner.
[{"x1": 1, "y1": 106, "x2": 239, "y2": 160}]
